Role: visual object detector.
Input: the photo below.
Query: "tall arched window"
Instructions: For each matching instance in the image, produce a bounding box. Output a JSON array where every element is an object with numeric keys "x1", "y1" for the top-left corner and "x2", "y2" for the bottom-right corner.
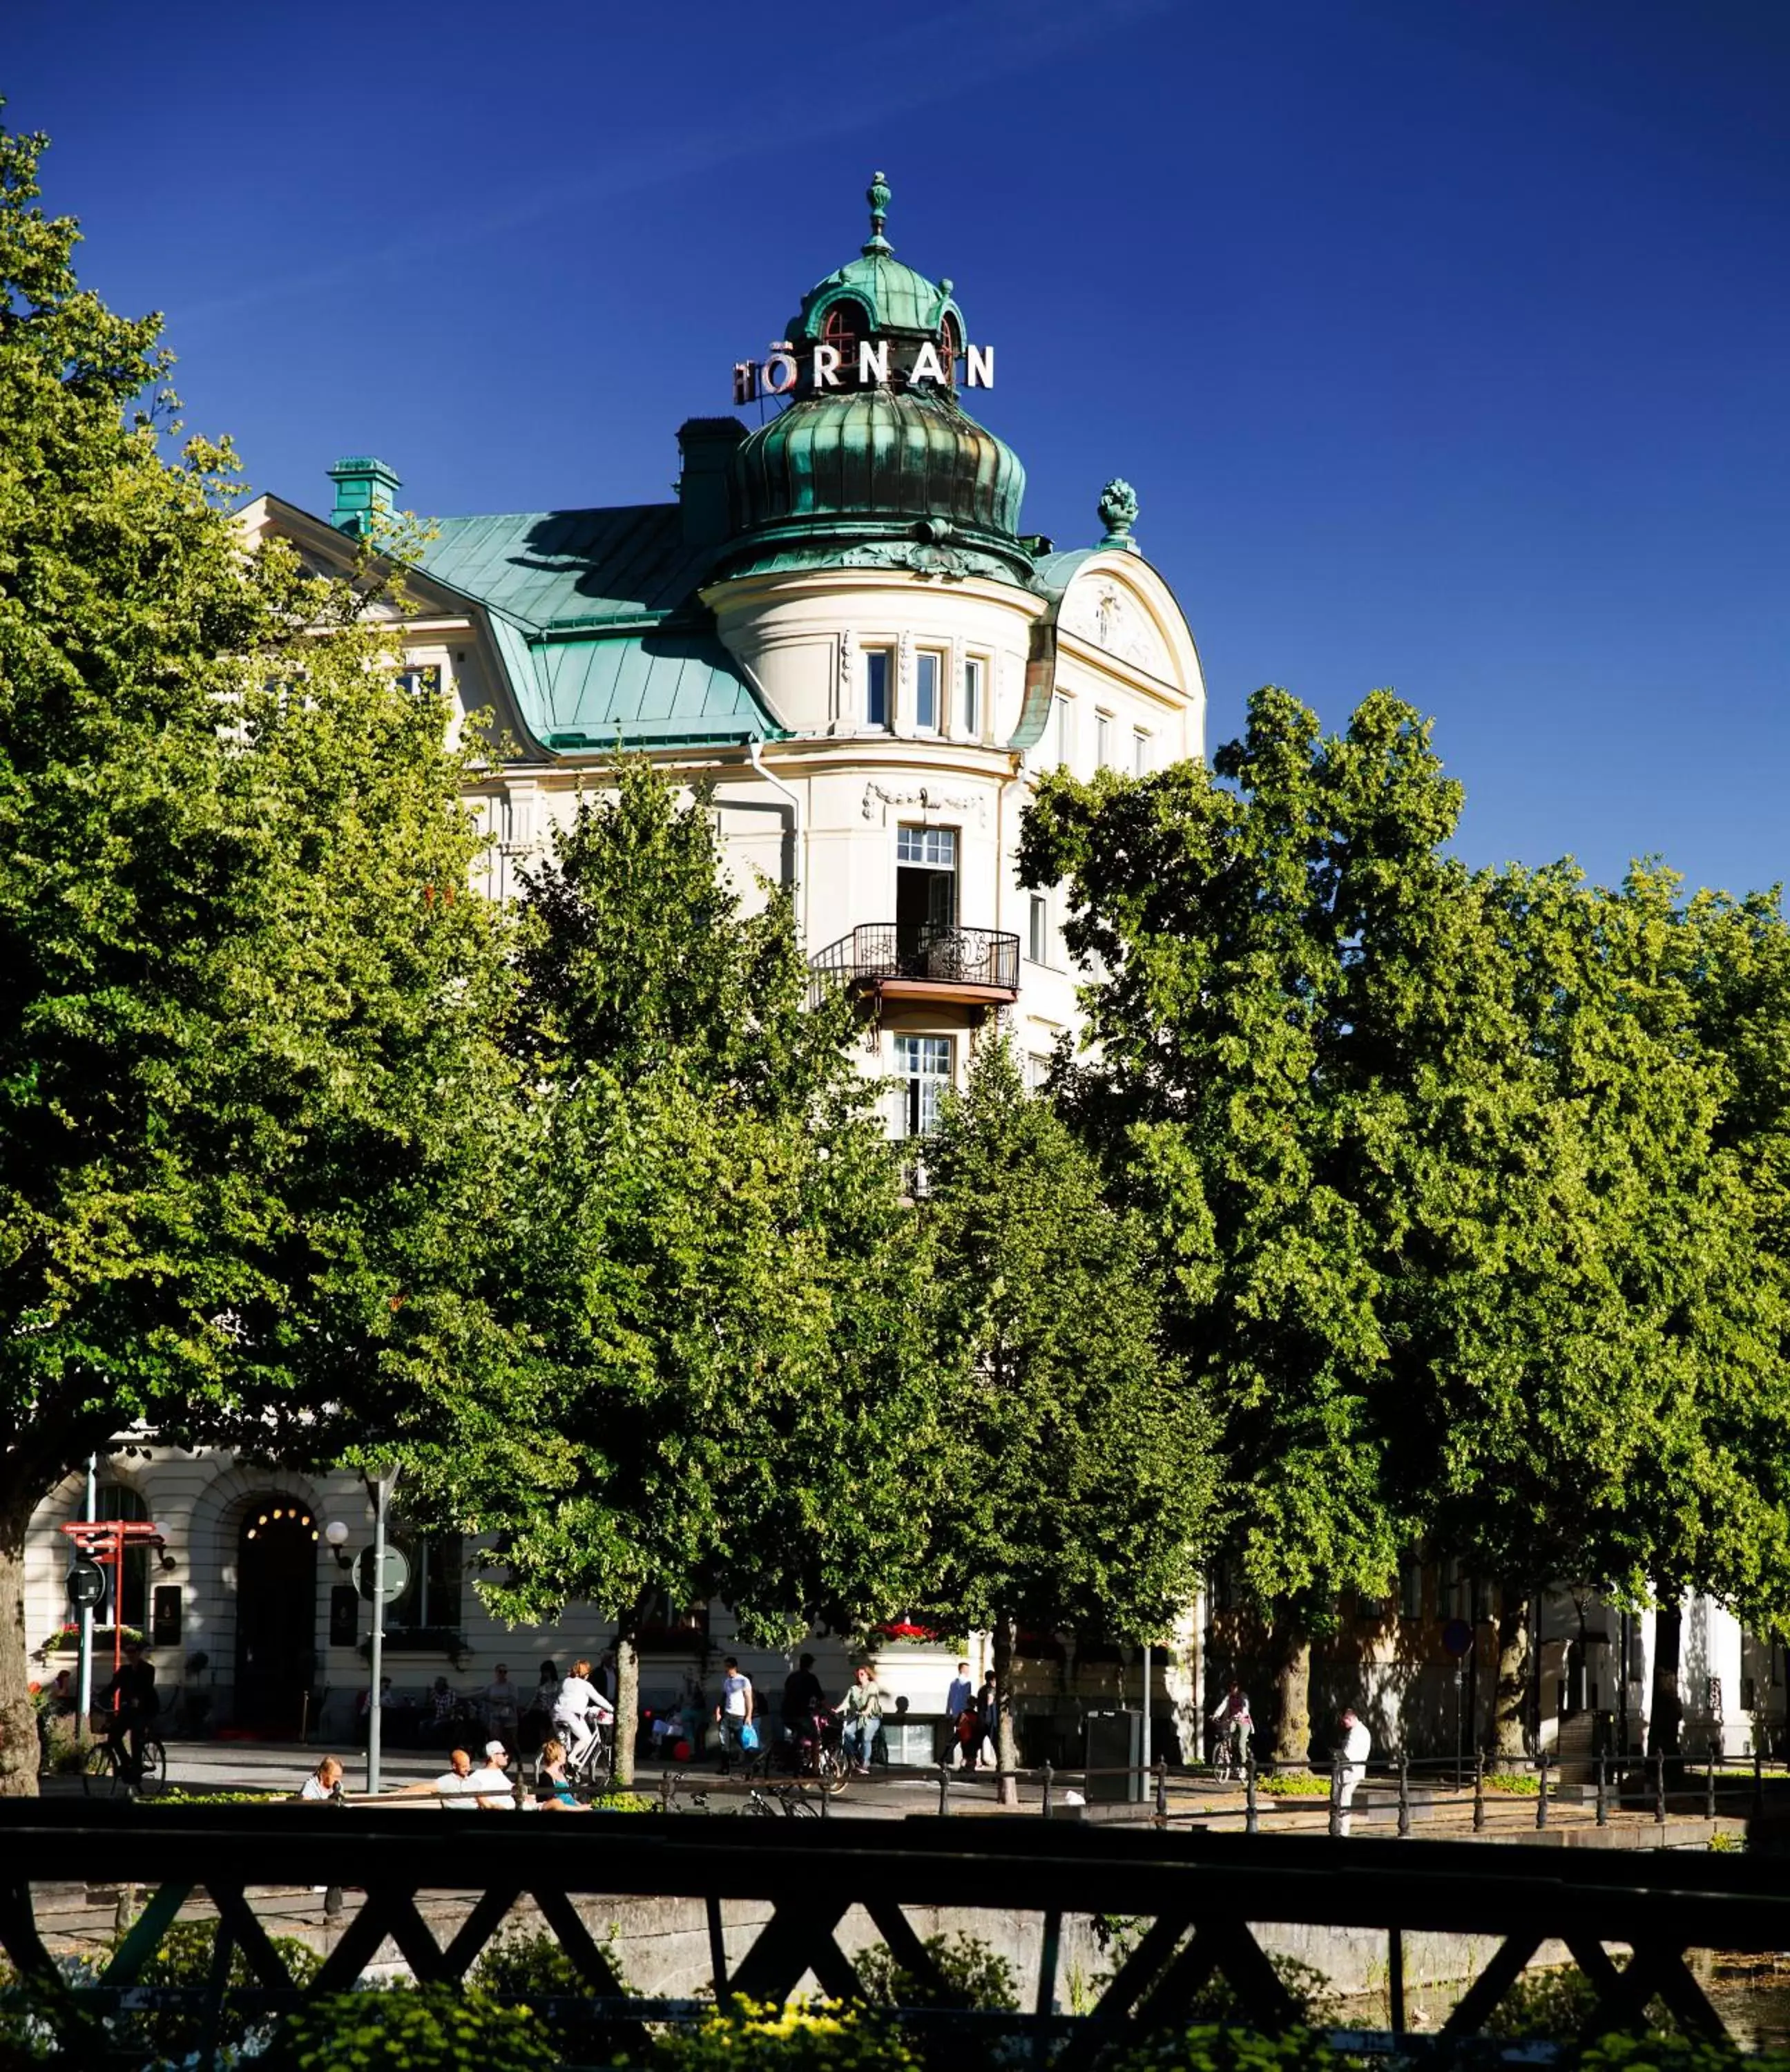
[{"x1": 96, "y1": 1484, "x2": 150, "y2": 1631}]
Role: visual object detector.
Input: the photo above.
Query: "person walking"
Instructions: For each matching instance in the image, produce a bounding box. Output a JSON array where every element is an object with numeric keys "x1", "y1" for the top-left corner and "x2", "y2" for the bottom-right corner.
[
  {"x1": 1338, "y1": 1708, "x2": 1372, "y2": 1836},
  {"x1": 945, "y1": 1661, "x2": 974, "y2": 1768},
  {"x1": 1210, "y1": 1681, "x2": 1253, "y2": 1780},
  {"x1": 715, "y1": 1657, "x2": 754, "y2": 1772},
  {"x1": 835, "y1": 1665, "x2": 886, "y2": 1774},
  {"x1": 976, "y1": 1671, "x2": 998, "y2": 1769}
]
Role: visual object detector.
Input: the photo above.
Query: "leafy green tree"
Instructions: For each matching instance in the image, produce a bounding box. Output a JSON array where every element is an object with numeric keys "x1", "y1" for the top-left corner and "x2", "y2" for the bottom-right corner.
[
  {"x1": 912, "y1": 1040, "x2": 1218, "y2": 1800},
  {"x1": 1022, "y1": 687, "x2": 1790, "y2": 1762},
  {"x1": 396, "y1": 765, "x2": 942, "y2": 1781},
  {"x1": 1389, "y1": 863, "x2": 1790, "y2": 1752},
  {"x1": 1020, "y1": 688, "x2": 1462, "y2": 1760},
  {"x1": 0, "y1": 117, "x2": 514, "y2": 1793}
]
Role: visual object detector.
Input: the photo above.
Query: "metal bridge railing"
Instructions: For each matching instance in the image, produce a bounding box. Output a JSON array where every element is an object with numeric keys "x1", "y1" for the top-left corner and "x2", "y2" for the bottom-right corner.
[{"x1": 3, "y1": 1798, "x2": 1785, "y2": 2055}]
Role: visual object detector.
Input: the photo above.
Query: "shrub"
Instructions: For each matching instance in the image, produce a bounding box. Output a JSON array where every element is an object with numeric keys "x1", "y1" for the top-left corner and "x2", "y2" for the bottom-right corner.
[
  {"x1": 262, "y1": 1983, "x2": 550, "y2": 2071},
  {"x1": 1255, "y1": 1774, "x2": 1329, "y2": 1798},
  {"x1": 1108, "y1": 2023, "x2": 1344, "y2": 2071},
  {"x1": 854, "y1": 1931, "x2": 1017, "y2": 2013},
  {"x1": 1579, "y1": 2037, "x2": 1790, "y2": 2072},
  {"x1": 107, "y1": 1917, "x2": 323, "y2": 2062},
  {"x1": 1488, "y1": 1772, "x2": 1540, "y2": 1794},
  {"x1": 590, "y1": 1788, "x2": 659, "y2": 1814},
  {"x1": 1089, "y1": 1922, "x2": 1334, "y2": 2027},
  {"x1": 646, "y1": 1999, "x2": 918, "y2": 2070},
  {"x1": 1482, "y1": 1966, "x2": 1603, "y2": 2039},
  {"x1": 474, "y1": 1924, "x2": 633, "y2": 2056}
]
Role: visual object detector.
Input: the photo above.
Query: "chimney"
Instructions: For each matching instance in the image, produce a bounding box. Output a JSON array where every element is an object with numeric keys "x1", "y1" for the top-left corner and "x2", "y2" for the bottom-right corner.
[
  {"x1": 326, "y1": 457, "x2": 402, "y2": 539},
  {"x1": 675, "y1": 419, "x2": 747, "y2": 546}
]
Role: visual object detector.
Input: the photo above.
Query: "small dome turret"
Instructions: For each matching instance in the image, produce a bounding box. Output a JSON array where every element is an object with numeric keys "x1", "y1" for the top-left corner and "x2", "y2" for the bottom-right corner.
[{"x1": 715, "y1": 173, "x2": 1028, "y2": 584}]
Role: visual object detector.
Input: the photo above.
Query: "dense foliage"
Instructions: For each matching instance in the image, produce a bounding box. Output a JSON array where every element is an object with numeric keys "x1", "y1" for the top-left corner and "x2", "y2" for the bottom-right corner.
[
  {"x1": 913, "y1": 1038, "x2": 1219, "y2": 1787},
  {"x1": 1022, "y1": 686, "x2": 1790, "y2": 1756},
  {"x1": 396, "y1": 762, "x2": 944, "y2": 1778},
  {"x1": 0, "y1": 115, "x2": 513, "y2": 1794}
]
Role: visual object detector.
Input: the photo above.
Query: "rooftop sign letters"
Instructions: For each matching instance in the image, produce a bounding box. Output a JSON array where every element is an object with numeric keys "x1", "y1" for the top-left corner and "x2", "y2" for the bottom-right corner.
[{"x1": 733, "y1": 338, "x2": 994, "y2": 405}]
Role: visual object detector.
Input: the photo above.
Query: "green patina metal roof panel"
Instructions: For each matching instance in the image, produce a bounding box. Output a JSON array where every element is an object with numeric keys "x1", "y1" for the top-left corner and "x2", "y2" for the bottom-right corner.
[
  {"x1": 405, "y1": 503, "x2": 780, "y2": 752},
  {"x1": 532, "y1": 630, "x2": 775, "y2": 747},
  {"x1": 418, "y1": 506, "x2": 715, "y2": 631}
]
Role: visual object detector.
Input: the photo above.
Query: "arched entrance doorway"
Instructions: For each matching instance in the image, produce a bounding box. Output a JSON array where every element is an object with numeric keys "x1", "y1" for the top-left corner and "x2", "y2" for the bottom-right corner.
[{"x1": 234, "y1": 1498, "x2": 318, "y2": 1734}]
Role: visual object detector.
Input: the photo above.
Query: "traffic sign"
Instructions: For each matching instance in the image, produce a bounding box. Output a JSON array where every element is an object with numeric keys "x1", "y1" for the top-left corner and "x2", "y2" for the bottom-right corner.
[
  {"x1": 66, "y1": 1556, "x2": 106, "y2": 1611},
  {"x1": 1441, "y1": 1616, "x2": 1474, "y2": 1659},
  {"x1": 355, "y1": 1545, "x2": 411, "y2": 1605}
]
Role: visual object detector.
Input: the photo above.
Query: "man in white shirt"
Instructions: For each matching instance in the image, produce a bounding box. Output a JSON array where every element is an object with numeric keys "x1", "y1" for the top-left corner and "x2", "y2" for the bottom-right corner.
[
  {"x1": 466, "y1": 1738, "x2": 517, "y2": 1810},
  {"x1": 1338, "y1": 1709, "x2": 1372, "y2": 1835},
  {"x1": 432, "y1": 1747, "x2": 476, "y2": 1808},
  {"x1": 714, "y1": 1656, "x2": 753, "y2": 1772}
]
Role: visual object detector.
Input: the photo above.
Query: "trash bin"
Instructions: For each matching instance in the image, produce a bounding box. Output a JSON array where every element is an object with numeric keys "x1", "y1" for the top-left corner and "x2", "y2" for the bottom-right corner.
[{"x1": 1084, "y1": 1708, "x2": 1143, "y2": 1803}]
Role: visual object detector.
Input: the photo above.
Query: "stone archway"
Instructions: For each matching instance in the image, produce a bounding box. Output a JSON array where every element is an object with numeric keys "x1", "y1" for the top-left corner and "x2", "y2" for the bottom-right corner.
[{"x1": 231, "y1": 1494, "x2": 320, "y2": 1734}]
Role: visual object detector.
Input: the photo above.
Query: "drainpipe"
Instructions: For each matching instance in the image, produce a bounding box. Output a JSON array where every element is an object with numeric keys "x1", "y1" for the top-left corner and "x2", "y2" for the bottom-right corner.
[{"x1": 747, "y1": 739, "x2": 805, "y2": 942}]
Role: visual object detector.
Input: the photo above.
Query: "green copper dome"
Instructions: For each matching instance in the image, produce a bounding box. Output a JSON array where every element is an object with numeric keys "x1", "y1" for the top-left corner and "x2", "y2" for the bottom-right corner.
[
  {"x1": 787, "y1": 169, "x2": 965, "y2": 346},
  {"x1": 723, "y1": 385, "x2": 1028, "y2": 581},
  {"x1": 717, "y1": 175, "x2": 1029, "y2": 584}
]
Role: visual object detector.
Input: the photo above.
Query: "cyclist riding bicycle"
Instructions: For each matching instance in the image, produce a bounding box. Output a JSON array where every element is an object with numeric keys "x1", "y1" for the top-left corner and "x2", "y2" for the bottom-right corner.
[{"x1": 101, "y1": 1643, "x2": 159, "y2": 1785}]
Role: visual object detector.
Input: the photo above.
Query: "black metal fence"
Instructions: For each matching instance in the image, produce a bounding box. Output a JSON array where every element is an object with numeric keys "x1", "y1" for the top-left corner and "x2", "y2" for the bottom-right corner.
[
  {"x1": 808, "y1": 923, "x2": 1020, "y2": 1005},
  {"x1": 2, "y1": 1797, "x2": 1783, "y2": 2060}
]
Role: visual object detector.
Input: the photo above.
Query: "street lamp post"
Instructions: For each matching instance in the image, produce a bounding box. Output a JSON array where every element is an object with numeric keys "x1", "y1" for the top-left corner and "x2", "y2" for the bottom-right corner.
[
  {"x1": 364, "y1": 1466, "x2": 399, "y2": 1796},
  {"x1": 324, "y1": 1470, "x2": 401, "y2": 1797}
]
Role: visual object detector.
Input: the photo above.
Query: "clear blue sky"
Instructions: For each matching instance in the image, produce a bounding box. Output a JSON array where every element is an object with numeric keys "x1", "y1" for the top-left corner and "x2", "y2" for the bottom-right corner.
[{"x1": 10, "y1": 0, "x2": 1787, "y2": 896}]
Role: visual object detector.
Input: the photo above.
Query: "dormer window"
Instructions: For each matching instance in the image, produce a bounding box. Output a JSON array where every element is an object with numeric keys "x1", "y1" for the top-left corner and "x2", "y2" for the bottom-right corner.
[
  {"x1": 939, "y1": 312, "x2": 962, "y2": 385},
  {"x1": 818, "y1": 299, "x2": 870, "y2": 389}
]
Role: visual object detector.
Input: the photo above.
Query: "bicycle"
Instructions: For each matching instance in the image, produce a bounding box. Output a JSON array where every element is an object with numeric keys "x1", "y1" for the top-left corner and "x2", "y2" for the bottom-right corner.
[
  {"x1": 746, "y1": 1781, "x2": 820, "y2": 1819},
  {"x1": 81, "y1": 1729, "x2": 166, "y2": 1799},
  {"x1": 559, "y1": 1713, "x2": 615, "y2": 1796}
]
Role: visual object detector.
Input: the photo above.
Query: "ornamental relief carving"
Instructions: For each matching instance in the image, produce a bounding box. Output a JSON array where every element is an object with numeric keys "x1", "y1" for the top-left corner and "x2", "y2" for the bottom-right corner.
[
  {"x1": 1060, "y1": 577, "x2": 1169, "y2": 678},
  {"x1": 862, "y1": 782, "x2": 987, "y2": 827}
]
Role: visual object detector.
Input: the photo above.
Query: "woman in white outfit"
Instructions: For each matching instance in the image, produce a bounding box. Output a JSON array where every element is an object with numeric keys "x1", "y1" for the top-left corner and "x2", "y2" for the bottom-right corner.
[{"x1": 552, "y1": 1656, "x2": 610, "y2": 1761}]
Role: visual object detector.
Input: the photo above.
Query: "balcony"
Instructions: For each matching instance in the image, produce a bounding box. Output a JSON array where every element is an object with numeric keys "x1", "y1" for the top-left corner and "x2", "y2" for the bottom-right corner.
[{"x1": 809, "y1": 923, "x2": 1021, "y2": 1010}]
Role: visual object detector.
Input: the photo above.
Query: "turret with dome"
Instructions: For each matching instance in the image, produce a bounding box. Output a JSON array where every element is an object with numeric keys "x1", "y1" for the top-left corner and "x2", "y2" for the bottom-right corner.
[{"x1": 720, "y1": 173, "x2": 1030, "y2": 584}]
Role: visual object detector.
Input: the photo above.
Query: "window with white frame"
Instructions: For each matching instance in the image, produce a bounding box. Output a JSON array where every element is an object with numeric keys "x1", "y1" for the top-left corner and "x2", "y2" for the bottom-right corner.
[
  {"x1": 1133, "y1": 728, "x2": 1151, "y2": 776},
  {"x1": 1028, "y1": 892, "x2": 1049, "y2": 966},
  {"x1": 914, "y1": 651, "x2": 942, "y2": 731},
  {"x1": 893, "y1": 1033, "x2": 953, "y2": 1138},
  {"x1": 1096, "y1": 711, "x2": 1113, "y2": 768},
  {"x1": 1052, "y1": 694, "x2": 1072, "y2": 767},
  {"x1": 963, "y1": 656, "x2": 985, "y2": 738},
  {"x1": 865, "y1": 648, "x2": 892, "y2": 728},
  {"x1": 1027, "y1": 1052, "x2": 1052, "y2": 1091}
]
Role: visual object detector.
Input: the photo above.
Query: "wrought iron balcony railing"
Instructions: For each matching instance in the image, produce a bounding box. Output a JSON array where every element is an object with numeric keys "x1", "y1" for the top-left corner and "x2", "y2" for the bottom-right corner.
[{"x1": 809, "y1": 923, "x2": 1020, "y2": 1007}]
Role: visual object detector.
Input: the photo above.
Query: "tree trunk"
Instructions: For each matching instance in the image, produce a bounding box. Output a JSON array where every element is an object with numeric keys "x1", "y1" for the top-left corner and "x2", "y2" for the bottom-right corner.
[
  {"x1": 993, "y1": 1612, "x2": 1020, "y2": 1807},
  {"x1": 613, "y1": 1602, "x2": 642, "y2": 1790},
  {"x1": 1271, "y1": 1627, "x2": 1311, "y2": 1767},
  {"x1": 1648, "y1": 1595, "x2": 1683, "y2": 1765},
  {"x1": 1493, "y1": 1582, "x2": 1531, "y2": 1759},
  {"x1": 0, "y1": 1500, "x2": 39, "y2": 1798}
]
